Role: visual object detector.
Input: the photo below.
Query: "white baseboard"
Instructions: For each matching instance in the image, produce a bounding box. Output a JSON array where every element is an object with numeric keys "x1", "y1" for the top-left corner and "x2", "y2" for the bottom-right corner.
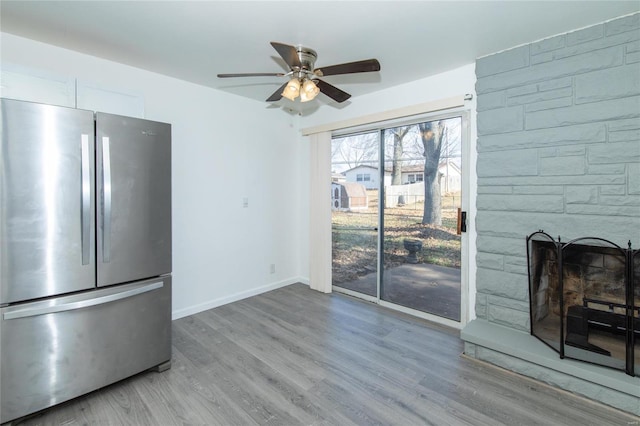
[{"x1": 171, "y1": 277, "x2": 305, "y2": 320}]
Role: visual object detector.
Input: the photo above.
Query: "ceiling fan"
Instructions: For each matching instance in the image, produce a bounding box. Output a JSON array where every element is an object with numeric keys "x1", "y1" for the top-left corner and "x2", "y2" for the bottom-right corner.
[{"x1": 217, "y1": 42, "x2": 381, "y2": 103}]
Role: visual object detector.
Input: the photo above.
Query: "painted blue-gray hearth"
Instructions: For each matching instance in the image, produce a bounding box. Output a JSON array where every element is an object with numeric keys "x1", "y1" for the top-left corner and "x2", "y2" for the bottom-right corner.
[{"x1": 461, "y1": 12, "x2": 640, "y2": 415}]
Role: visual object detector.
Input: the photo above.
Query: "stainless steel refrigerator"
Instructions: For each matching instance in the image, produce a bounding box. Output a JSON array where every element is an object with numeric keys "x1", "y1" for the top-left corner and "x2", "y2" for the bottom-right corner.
[{"x1": 0, "y1": 98, "x2": 172, "y2": 424}]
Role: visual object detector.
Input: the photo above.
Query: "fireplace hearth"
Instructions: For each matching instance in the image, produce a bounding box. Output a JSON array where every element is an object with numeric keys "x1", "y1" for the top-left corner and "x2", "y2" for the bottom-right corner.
[{"x1": 527, "y1": 231, "x2": 639, "y2": 376}]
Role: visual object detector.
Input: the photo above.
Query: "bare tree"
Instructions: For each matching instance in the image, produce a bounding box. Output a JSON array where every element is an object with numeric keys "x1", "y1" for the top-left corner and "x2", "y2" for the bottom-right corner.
[
  {"x1": 438, "y1": 118, "x2": 462, "y2": 194},
  {"x1": 331, "y1": 133, "x2": 378, "y2": 172},
  {"x1": 419, "y1": 121, "x2": 446, "y2": 225},
  {"x1": 388, "y1": 127, "x2": 410, "y2": 185},
  {"x1": 386, "y1": 126, "x2": 411, "y2": 205}
]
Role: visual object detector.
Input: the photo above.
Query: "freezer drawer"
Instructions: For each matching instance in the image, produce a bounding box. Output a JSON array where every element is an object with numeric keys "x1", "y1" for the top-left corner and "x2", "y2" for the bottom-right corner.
[{"x1": 0, "y1": 276, "x2": 172, "y2": 424}]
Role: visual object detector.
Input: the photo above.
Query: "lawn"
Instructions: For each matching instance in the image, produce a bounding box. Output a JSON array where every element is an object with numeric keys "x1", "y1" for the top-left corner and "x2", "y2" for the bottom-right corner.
[{"x1": 332, "y1": 190, "x2": 461, "y2": 284}]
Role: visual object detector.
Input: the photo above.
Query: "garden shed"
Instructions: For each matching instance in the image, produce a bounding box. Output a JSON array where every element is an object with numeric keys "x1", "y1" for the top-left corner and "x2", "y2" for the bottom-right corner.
[{"x1": 331, "y1": 182, "x2": 368, "y2": 211}]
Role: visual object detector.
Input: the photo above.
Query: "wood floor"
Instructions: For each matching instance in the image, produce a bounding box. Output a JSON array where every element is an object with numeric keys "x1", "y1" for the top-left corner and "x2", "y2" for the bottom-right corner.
[{"x1": 15, "y1": 284, "x2": 638, "y2": 425}]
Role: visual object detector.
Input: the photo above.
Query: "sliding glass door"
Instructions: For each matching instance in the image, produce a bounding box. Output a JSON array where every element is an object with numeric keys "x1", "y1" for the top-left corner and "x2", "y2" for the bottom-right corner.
[
  {"x1": 380, "y1": 117, "x2": 462, "y2": 321},
  {"x1": 331, "y1": 113, "x2": 466, "y2": 325},
  {"x1": 331, "y1": 131, "x2": 379, "y2": 298}
]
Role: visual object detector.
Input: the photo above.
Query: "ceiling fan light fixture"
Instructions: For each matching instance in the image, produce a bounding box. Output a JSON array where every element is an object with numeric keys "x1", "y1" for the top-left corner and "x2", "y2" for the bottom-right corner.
[
  {"x1": 300, "y1": 90, "x2": 312, "y2": 102},
  {"x1": 300, "y1": 81, "x2": 317, "y2": 102},
  {"x1": 301, "y1": 79, "x2": 320, "y2": 102},
  {"x1": 281, "y1": 78, "x2": 300, "y2": 101}
]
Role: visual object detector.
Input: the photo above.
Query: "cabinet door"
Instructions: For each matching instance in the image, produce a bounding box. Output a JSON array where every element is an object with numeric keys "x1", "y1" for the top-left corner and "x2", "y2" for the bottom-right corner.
[
  {"x1": 0, "y1": 98, "x2": 96, "y2": 304},
  {"x1": 96, "y1": 112, "x2": 171, "y2": 286}
]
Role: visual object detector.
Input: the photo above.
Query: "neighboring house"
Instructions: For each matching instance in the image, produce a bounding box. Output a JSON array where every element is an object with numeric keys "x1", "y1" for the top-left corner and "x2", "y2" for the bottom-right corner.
[
  {"x1": 399, "y1": 164, "x2": 425, "y2": 185},
  {"x1": 331, "y1": 172, "x2": 346, "y2": 183},
  {"x1": 345, "y1": 162, "x2": 461, "y2": 193},
  {"x1": 343, "y1": 165, "x2": 386, "y2": 190},
  {"x1": 400, "y1": 162, "x2": 461, "y2": 193},
  {"x1": 331, "y1": 182, "x2": 368, "y2": 211}
]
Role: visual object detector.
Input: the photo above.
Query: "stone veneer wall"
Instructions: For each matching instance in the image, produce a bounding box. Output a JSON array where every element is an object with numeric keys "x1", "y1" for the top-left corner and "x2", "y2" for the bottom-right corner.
[{"x1": 462, "y1": 13, "x2": 640, "y2": 414}]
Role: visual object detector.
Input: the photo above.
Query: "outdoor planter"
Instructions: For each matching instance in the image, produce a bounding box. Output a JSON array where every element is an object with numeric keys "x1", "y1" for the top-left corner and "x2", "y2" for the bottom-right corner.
[{"x1": 403, "y1": 239, "x2": 423, "y2": 264}]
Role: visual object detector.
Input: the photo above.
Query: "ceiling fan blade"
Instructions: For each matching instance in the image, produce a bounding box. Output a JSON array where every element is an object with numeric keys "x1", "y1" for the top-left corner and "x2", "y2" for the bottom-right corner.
[
  {"x1": 314, "y1": 59, "x2": 380, "y2": 77},
  {"x1": 270, "y1": 42, "x2": 301, "y2": 69},
  {"x1": 316, "y1": 79, "x2": 351, "y2": 103},
  {"x1": 217, "y1": 72, "x2": 285, "y2": 78},
  {"x1": 266, "y1": 82, "x2": 288, "y2": 102}
]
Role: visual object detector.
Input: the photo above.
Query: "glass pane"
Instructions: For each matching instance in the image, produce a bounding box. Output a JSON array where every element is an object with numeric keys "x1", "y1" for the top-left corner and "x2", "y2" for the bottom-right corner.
[
  {"x1": 528, "y1": 234, "x2": 561, "y2": 353},
  {"x1": 562, "y1": 239, "x2": 627, "y2": 371},
  {"x1": 331, "y1": 132, "x2": 379, "y2": 297},
  {"x1": 380, "y1": 117, "x2": 462, "y2": 320}
]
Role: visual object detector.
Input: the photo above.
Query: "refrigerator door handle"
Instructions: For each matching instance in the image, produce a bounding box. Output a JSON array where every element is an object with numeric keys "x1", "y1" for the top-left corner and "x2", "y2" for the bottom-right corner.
[
  {"x1": 81, "y1": 134, "x2": 91, "y2": 265},
  {"x1": 102, "y1": 136, "x2": 112, "y2": 263},
  {"x1": 2, "y1": 281, "x2": 164, "y2": 320}
]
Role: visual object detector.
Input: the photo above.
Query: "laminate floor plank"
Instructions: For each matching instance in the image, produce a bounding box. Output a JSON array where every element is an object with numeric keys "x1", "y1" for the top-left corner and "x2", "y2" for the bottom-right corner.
[
  {"x1": 93, "y1": 380, "x2": 156, "y2": 426},
  {"x1": 230, "y1": 294, "x2": 430, "y2": 384},
  {"x1": 418, "y1": 357, "x2": 636, "y2": 426},
  {"x1": 177, "y1": 315, "x2": 339, "y2": 426},
  {"x1": 172, "y1": 322, "x2": 287, "y2": 425},
  {"x1": 202, "y1": 305, "x2": 329, "y2": 391},
  {"x1": 139, "y1": 347, "x2": 256, "y2": 425},
  {"x1": 231, "y1": 294, "x2": 430, "y2": 390},
  {"x1": 14, "y1": 283, "x2": 639, "y2": 426}
]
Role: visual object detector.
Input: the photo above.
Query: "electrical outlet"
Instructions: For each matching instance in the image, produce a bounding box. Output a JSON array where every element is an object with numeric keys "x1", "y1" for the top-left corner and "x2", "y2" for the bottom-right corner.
[
  {"x1": 270, "y1": 264, "x2": 276, "y2": 274},
  {"x1": 242, "y1": 197, "x2": 249, "y2": 208}
]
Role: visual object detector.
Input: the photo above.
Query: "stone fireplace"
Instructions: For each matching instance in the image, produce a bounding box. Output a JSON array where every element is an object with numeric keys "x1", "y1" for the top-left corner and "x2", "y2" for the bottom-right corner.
[
  {"x1": 461, "y1": 13, "x2": 640, "y2": 415},
  {"x1": 527, "y1": 232, "x2": 639, "y2": 376}
]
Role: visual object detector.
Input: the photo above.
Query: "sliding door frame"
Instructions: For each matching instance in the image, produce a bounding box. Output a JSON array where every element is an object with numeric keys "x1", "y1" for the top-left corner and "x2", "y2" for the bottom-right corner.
[{"x1": 330, "y1": 109, "x2": 470, "y2": 329}]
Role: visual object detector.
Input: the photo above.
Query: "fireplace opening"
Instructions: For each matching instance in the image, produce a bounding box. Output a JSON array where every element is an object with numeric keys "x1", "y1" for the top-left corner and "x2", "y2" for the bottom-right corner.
[{"x1": 527, "y1": 231, "x2": 639, "y2": 376}]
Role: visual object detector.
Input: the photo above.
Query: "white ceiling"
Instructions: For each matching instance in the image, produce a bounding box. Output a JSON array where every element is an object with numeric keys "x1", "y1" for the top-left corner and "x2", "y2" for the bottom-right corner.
[{"x1": 1, "y1": 1, "x2": 639, "y2": 114}]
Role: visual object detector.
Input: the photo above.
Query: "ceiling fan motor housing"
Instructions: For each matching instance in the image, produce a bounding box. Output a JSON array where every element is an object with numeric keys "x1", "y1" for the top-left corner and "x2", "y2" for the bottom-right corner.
[{"x1": 296, "y1": 46, "x2": 317, "y2": 73}]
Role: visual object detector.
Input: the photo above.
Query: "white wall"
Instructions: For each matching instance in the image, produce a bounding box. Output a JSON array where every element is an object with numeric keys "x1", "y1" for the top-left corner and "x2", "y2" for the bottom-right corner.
[
  {"x1": 299, "y1": 63, "x2": 479, "y2": 322},
  {"x1": 1, "y1": 33, "x2": 304, "y2": 319},
  {"x1": 1, "y1": 33, "x2": 478, "y2": 322}
]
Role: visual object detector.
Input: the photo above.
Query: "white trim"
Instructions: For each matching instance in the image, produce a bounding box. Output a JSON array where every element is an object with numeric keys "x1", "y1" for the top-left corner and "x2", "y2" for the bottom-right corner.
[
  {"x1": 171, "y1": 277, "x2": 300, "y2": 320},
  {"x1": 379, "y1": 300, "x2": 463, "y2": 330},
  {"x1": 333, "y1": 286, "x2": 379, "y2": 304},
  {"x1": 333, "y1": 285, "x2": 463, "y2": 330},
  {"x1": 301, "y1": 95, "x2": 466, "y2": 136},
  {"x1": 335, "y1": 284, "x2": 463, "y2": 330},
  {"x1": 460, "y1": 110, "x2": 471, "y2": 325}
]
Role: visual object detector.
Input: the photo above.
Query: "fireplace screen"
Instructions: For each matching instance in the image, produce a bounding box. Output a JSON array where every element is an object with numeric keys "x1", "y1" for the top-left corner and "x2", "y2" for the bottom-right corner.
[{"x1": 527, "y1": 231, "x2": 639, "y2": 376}]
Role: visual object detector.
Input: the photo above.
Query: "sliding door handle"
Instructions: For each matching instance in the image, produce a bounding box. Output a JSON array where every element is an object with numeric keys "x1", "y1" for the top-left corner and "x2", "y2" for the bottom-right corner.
[{"x1": 457, "y1": 209, "x2": 467, "y2": 235}]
